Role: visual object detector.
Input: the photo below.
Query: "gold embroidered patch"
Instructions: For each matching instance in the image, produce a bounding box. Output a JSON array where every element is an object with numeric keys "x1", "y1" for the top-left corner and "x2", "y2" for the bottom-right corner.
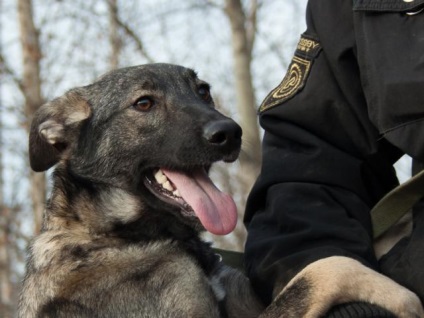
[
  {"x1": 297, "y1": 37, "x2": 320, "y2": 54},
  {"x1": 259, "y1": 57, "x2": 311, "y2": 112},
  {"x1": 259, "y1": 34, "x2": 321, "y2": 113}
]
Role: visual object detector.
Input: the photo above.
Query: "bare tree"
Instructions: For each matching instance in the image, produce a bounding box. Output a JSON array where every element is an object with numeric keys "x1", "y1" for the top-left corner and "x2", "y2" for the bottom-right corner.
[
  {"x1": 113, "y1": 2, "x2": 154, "y2": 64},
  {"x1": 18, "y1": 0, "x2": 46, "y2": 234},
  {"x1": 0, "y1": 209, "x2": 12, "y2": 318},
  {"x1": 108, "y1": 0, "x2": 122, "y2": 69},
  {"x1": 224, "y1": 0, "x2": 262, "y2": 192},
  {"x1": 0, "y1": 1, "x2": 18, "y2": 314},
  {"x1": 0, "y1": 132, "x2": 12, "y2": 317},
  {"x1": 0, "y1": 1, "x2": 13, "y2": 315}
]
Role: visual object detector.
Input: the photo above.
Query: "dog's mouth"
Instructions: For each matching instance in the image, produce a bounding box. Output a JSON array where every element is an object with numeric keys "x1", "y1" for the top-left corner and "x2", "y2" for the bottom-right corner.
[{"x1": 144, "y1": 167, "x2": 237, "y2": 235}]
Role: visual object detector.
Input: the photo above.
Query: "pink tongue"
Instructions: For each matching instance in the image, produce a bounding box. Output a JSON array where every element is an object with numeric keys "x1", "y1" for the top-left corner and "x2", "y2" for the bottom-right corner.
[{"x1": 161, "y1": 169, "x2": 237, "y2": 235}]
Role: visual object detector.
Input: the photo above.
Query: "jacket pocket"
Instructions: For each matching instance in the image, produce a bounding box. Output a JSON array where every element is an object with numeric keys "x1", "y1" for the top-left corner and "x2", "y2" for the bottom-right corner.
[{"x1": 354, "y1": 0, "x2": 424, "y2": 161}]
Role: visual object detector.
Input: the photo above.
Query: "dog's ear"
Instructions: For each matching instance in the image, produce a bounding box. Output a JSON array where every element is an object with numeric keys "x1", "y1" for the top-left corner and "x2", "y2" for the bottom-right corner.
[{"x1": 29, "y1": 89, "x2": 91, "y2": 172}]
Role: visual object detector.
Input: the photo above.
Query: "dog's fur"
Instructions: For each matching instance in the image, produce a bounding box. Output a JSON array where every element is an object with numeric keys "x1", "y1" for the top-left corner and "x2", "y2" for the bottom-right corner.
[{"x1": 19, "y1": 64, "x2": 424, "y2": 318}]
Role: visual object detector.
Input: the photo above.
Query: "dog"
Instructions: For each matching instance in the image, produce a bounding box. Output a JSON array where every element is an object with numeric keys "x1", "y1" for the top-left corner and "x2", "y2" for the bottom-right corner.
[{"x1": 19, "y1": 64, "x2": 424, "y2": 318}]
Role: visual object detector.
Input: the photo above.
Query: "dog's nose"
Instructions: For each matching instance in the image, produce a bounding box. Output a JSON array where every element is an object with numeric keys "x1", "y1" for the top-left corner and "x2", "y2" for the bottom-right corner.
[{"x1": 203, "y1": 120, "x2": 242, "y2": 147}]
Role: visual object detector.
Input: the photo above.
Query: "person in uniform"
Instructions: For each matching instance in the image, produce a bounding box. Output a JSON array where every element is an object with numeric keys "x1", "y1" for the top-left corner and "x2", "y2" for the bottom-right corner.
[{"x1": 244, "y1": 0, "x2": 424, "y2": 316}]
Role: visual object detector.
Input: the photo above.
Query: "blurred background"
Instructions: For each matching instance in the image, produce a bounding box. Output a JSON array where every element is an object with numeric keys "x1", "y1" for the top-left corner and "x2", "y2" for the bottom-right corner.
[{"x1": 0, "y1": 0, "x2": 410, "y2": 316}]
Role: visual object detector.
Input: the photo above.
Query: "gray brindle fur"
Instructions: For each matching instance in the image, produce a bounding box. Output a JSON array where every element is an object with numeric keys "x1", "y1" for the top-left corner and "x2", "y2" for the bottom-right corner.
[
  {"x1": 19, "y1": 64, "x2": 264, "y2": 318},
  {"x1": 20, "y1": 64, "x2": 424, "y2": 318}
]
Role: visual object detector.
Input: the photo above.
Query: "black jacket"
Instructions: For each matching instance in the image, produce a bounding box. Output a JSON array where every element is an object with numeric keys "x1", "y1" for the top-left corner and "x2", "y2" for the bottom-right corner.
[{"x1": 244, "y1": 0, "x2": 424, "y2": 305}]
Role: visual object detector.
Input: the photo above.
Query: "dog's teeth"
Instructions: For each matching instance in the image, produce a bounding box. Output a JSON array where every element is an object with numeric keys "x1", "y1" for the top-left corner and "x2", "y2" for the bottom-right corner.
[
  {"x1": 163, "y1": 181, "x2": 173, "y2": 192},
  {"x1": 154, "y1": 170, "x2": 167, "y2": 184},
  {"x1": 173, "y1": 190, "x2": 181, "y2": 197}
]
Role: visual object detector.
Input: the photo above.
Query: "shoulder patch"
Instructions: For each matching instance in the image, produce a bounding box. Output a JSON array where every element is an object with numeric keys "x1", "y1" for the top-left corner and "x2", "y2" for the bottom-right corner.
[{"x1": 259, "y1": 34, "x2": 322, "y2": 113}]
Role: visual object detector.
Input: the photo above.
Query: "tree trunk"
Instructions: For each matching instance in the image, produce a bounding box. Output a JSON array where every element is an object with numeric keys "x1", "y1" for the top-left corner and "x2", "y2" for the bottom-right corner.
[
  {"x1": 224, "y1": 0, "x2": 261, "y2": 192},
  {"x1": 108, "y1": 0, "x2": 121, "y2": 69},
  {"x1": 0, "y1": 207, "x2": 12, "y2": 318},
  {"x1": 0, "y1": 92, "x2": 13, "y2": 318},
  {"x1": 0, "y1": 140, "x2": 12, "y2": 316},
  {"x1": 18, "y1": 0, "x2": 46, "y2": 234},
  {"x1": 0, "y1": 0, "x2": 12, "y2": 314}
]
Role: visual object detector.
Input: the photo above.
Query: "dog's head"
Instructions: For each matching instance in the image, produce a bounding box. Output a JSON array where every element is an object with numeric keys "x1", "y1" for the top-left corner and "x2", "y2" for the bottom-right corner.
[{"x1": 29, "y1": 64, "x2": 241, "y2": 235}]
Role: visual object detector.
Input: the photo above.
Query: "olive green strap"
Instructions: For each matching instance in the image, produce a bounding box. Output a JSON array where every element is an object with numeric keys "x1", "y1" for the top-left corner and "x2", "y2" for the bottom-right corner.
[
  {"x1": 213, "y1": 248, "x2": 245, "y2": 271},
  {"x1": 371, "y1": 169, "x2": 424, "y2": 239}
]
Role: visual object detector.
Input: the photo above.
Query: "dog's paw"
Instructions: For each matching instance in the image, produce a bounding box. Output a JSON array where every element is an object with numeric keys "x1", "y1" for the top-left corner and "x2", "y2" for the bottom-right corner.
[
  {"x1": 264, "y1": 256, "x2": 424, "y2": 318},
  {"x1": 388, "y1": 288, "x2": 424, "y2": 318},
  {"x1": 324, "y1": 257, "x2": 423, "y2": 318}
]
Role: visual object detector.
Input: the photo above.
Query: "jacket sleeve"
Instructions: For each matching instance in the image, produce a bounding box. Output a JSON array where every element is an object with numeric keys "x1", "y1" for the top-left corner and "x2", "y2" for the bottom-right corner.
[{"x1": 244, "y1": 0, "x2": 405, "y2": 305}]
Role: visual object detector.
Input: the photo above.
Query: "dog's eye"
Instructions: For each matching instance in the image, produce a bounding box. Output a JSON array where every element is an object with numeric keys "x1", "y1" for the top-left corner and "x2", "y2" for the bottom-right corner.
[
  {"x1": 133, "y1": 97, "x2": 154, "y2": 111},
  {"x1": 198, "y1": 85, "x2": 211, "y2": 102}
]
